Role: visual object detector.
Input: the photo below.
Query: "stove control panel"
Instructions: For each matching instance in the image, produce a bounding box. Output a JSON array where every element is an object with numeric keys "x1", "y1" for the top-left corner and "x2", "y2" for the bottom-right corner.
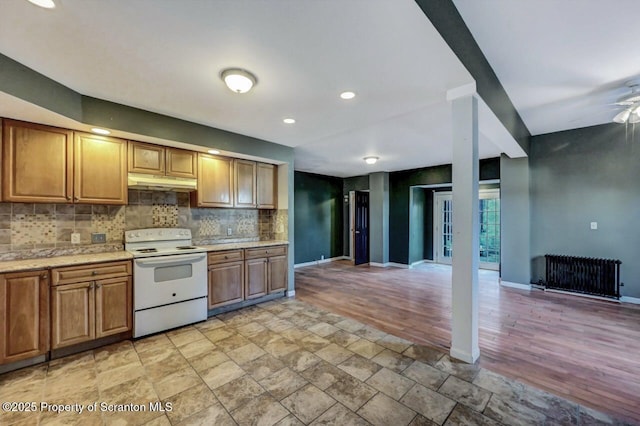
[{"x1": 125, "y1": 228, "x2": 191, "y2": 243}]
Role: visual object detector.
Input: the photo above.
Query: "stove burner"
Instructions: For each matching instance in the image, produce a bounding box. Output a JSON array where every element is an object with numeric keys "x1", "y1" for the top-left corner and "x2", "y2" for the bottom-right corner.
[
  {"x1": 176, "y1": 246, "x2": 197, "y2": 250},
  {"x1": 136, "y1": 248, "x2": 158, "y2": 253}
]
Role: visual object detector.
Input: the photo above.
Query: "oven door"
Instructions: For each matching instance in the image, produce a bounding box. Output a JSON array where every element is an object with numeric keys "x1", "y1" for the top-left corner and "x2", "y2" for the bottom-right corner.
[{"x1": 133, "y1": 252, "x2": 207, "y2": 310}]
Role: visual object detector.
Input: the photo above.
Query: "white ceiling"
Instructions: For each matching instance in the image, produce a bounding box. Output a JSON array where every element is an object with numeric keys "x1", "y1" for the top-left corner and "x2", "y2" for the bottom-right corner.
[
  {"x1": 0, "y1": 0, "x2": 516, "y2": 178},
  {"x1": 454, "y1": 0, "x2": 640, "y2": 136}
]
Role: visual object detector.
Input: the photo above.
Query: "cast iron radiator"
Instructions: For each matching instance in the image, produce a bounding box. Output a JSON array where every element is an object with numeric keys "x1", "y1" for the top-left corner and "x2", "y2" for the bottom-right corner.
[{"x1": 545, "y1": 255, "x2": 621, "y2": 299}]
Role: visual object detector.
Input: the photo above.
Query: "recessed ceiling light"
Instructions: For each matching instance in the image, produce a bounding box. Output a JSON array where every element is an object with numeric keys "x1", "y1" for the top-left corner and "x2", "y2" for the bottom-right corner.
[
  {"x1": 283, "y1": 118, "x2": 296, "y2": 124},
  {"x1": 340, "y1": 91, "x2": 356, "y2": 100},
  {"x1": 364, "y1": 156, "x2": 378, "y2": 165},
  {"x1": 220, "y1": 68, "x2": 257, "y2": 94},
  {"x1": 91, "y1": 128, "x2": 110, "y2": 135},
  {"x1": 27, "y1": 0, "x2": 55, "y2": 8},
  {"x1": 207, "y1": 149, "x2": 220, "y2": 155}
]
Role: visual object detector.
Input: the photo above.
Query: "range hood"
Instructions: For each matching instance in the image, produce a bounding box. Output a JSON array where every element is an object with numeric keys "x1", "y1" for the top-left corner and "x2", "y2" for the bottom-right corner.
[{"x1": 127, "y1": 173, "x2": 197, "y2": 192}]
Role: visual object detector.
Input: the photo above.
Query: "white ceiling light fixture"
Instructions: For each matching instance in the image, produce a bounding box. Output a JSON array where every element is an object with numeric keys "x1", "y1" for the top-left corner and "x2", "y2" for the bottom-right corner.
[
  {"x1": 220, "y1": 68, "x2": 257, "y2": 94},
  {"x1": 91, "y1": 128, "x2": 110, "y2": 135},
  {"x1": 340, "y1": 91, "x2": 356, "y2": 100},
  {"x1": 364, "y1": 156, "x2": 378, "y2": 165},
  {"x1": 283, "y1": 118, "x2": 296, "y2": 124},
  {"x1": 27, "y1": 0, "x2": 56, "y2": 9}
]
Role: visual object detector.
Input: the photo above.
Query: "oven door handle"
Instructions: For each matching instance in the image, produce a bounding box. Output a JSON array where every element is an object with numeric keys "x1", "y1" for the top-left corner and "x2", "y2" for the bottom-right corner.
[{"x1": 135, "y1": 253, "x2": 206, "y2": 267}]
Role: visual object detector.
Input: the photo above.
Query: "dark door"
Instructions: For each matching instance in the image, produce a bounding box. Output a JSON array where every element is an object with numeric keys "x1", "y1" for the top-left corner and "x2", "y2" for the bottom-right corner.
[{"x1": 354, "y1": 191, "x2": 369, "y2": 265}]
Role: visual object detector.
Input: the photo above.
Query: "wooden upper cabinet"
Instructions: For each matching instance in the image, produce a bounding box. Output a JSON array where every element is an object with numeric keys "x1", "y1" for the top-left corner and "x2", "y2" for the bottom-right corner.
[
  {"x1": 128, "y1": 141, "x2": 165, "y2": 175},
  {"x1": 234, "y1": 159, "x2": 257, "y2": 208},
  {"x1": 193, "y1": 153, "x2": 234, "y2": 207},
  {"x1": 74, "y1": 133, "x2": 128, "y2": 205},
  {"x1": 0, "y1": 270, "x2": 49, "y2": 365},
  {"x1": 257, "y1": 162, "x2": 277, "y2": 209},
  {"x1": 128, "y1": 141, "x2": 197, "y2": 179},
  {"x1": 166, "y1": 148, "x2": 197, "y2": 178},
  {"x1": 2, "y1": 119, "x2": 73, "y2": 203}
]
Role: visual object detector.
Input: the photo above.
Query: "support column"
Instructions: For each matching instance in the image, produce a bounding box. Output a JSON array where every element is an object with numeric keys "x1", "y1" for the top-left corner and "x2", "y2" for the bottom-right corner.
[{"x1": 450, "y1": 94, "x2": 480, "y2": 363}]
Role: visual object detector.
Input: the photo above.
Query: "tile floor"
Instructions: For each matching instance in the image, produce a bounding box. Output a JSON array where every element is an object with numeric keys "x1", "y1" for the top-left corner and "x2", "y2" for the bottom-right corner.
[{"x1": 0, "y1": 298, "x2": 628, "y2": 426}]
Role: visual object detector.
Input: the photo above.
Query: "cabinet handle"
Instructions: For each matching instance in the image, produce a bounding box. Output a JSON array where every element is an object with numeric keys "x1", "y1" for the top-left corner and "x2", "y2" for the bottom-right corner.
[
  {"x1": 92, "y1": 271, "x2": 98, "y2": 275},
  {"x1": 66, "y1": 196, "x2": 71, "y2": 201},
  {"x1": 266, "y1": 251, "x2": 269, "y2": 254},
  {"x1": 224, "y1": 256, "x2": 228, "y2": 259},
  {"x1": 96, "y1": 283, "x2": 101, "y2": 289},
  {"x1": 40, "y1": 273, "x2": 47, "y2": 280},
  {"x1": 90, "y1": 282, "x2": 95, "y2": 289},
  {"x1": 74, "y1": 196, "x2": 79, "y2": 202}
]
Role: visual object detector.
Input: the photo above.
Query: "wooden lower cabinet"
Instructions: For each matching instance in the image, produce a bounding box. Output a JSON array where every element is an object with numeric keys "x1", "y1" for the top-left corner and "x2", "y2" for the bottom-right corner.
[
  {"x1": 96, "y1": 277, "x2": 132, "y2": 338},
  {"x1": 245, "y1": 258, "x2": 268, "y2": 299},
  {"x1": 244, "y1": 245, "x2": 288, "y2": 299},
  {"x1": 51, "y1": 281, "x2": 95, "y2": 349},
  {"x1": 51, "y1": 262, "x2": 132, "y2": 350},
  {"x1": 0, "y1": 270, "x2": 49, "y2": 364},
  {"x1": 268, "y1": 254, "x2": 288, "y2": 293},
  {"x1": 208, "y1": 261, "x2": 244, "y2": 309}
]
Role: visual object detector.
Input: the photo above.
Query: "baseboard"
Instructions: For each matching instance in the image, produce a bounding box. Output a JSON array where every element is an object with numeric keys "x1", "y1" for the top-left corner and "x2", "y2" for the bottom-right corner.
[
  {"x1": 620, "y1": 296, "x2": 640, "y2": 305},
  {"x1": 369, "y1": 262, "x2": 389, "y2": 268},
  {"x1": 294, "y1": 256, "x2": 347, "y2": 268},
  {"x1": 449, "y1": 347, "x2": 479, "y2": 364},
  {"x1": 545, "y1": 289, "x2": 621, "y2": 303},
  {"x1": 286, "y1": 290, "x2": 296, "y2": 297},
  {"x1": 499, "y1": 280, "x2": 532, "y2": 291}
]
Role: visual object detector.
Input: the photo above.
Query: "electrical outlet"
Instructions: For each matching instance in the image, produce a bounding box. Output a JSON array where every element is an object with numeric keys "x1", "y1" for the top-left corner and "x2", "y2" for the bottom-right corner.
[
  {"x1": 71, "y1": 232, "x2": 81, "y2": 244},
  {"x1": 227, "y1": 227, "x2": 233, "y2": 236},
  {"x1": 91, "y1": 233, "x2": 106, "y2": 244},
  {"x1": 321, "y1": 255, "x2": 325, "y2": 260},
  {"x1": 590, "y1": 222, "x2": 598, "y2": 230}
]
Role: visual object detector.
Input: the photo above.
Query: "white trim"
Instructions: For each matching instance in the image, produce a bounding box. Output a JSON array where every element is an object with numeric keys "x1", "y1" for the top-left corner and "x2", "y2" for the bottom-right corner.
[
  {"x1": 294, "y1": 256, "x2": 348, "y2": 269},
  {"x1": 446, "y1": 82, "x2": 477, "y2": 101},
  {"x1": 348, "y1": 191, "x2": 355, "y2": 260},
  {"x1": 369, "y1": 262, "x2": 389, "y2": 268},
  {"x1": 286, "y1": 290, "x2": 296, "y2": 297},
  {"x1": 368, "y1": 262, "x2": 409, "y2": 269},
  {"x1": 449, "y1": 346, "x2": 479, "y2": 364},
  {"x1": 620, "y1": 296, "x2": 640, "y2": 305},
  {"x1": 500, "y1": 280, "x2": 531, "y2": 291},
  {"x1": 545, "y1": 289, "x2": 621, "y2": 303}
]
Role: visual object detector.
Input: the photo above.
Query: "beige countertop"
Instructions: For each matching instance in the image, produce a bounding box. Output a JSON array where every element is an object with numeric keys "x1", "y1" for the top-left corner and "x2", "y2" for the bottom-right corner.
[
  {"x1": 0, "y1": 240, "x2": 289, "y2": 273},
  {"x1": 0, "y1": 251, "x2": 134, "y2": 274},
  {"x1": 199, "y1": 240, "x2": 289, "y2": 252}
]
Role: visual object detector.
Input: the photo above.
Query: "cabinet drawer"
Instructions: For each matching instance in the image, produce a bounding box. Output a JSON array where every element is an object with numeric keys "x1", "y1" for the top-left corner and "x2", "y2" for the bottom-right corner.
[
  {"x1": 245, "y1": 245, "x2": 287, "y2": 259},
  {"x1": 52, "y1": 261, "x2": 132, "y2": 286},
  {"x1": 208, "y1": 250, "x2": 244, "y2": 265}
]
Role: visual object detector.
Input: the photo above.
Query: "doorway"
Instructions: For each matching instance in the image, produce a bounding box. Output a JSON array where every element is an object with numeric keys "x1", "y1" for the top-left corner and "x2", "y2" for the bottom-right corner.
[
  {"x1": 354, "y1": 191, "x2": 369, "y2": 265},
  {"x1": 434, "y1": 189, "x2": 500, "y2": 270}
]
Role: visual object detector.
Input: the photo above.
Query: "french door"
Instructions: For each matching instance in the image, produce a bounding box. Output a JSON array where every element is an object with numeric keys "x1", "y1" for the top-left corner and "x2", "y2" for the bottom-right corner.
[{"x1": 434, "y1": 189, "x2": 500, "y2": 270}]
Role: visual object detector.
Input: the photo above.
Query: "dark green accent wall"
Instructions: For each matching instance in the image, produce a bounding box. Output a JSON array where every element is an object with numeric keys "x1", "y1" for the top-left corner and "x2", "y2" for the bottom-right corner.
[
  {"x1": 0, "y1": 54, "x2": 83, "y2": 121},
  {"x1": 294, "y1": 171, "x2": 344, "y2": 264},
  {"x1": 413, "y1": 1, "x2": 531, "y2": 152},
  {"x1": 530, "y1": 124, "x2": 640, "y2": 297},
  {"x1": 389, "y1": 158, "x2": 500, "y2": 264},
  {"x1": 409, "y1": 188, "x2": 427, "y2": 264}
]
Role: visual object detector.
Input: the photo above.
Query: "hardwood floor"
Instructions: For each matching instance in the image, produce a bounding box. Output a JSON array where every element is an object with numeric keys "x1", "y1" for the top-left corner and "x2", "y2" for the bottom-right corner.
[{"x1": 295, "y1": 261, "x2": 640, "y2": 424}]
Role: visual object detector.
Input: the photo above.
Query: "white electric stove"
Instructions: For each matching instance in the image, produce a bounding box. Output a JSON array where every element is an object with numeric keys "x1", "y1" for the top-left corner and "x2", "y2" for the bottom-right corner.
[{"x1": 125, "y1": 228, "x2": 208, "y2": 338}]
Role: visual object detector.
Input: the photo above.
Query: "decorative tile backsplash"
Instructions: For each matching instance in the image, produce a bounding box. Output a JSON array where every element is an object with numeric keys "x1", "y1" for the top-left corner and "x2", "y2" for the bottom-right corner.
[{"x1": 0, "y1": 190, "x2": 288, "y2": 260}]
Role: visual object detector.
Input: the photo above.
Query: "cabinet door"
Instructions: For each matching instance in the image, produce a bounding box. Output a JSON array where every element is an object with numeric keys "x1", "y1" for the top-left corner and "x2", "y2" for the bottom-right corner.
[
  {"x1": 208, "y1": 261, "x2": 244, "y2": 309},
  {"x1": 0, "y1": 271, "x2": 49, "y2": 364},
  {"x1": 95, "y1": 276, "x2": 132, "y2": 338},
  {"x1": 268, "y1": 255, "x2": 288, "y2": 293},
  {"x1": 166, "y1": 148, "x2": 197, "y2": 178},
  {"x1": 234, "y1": 159, "x2": 257, "y2": 208},
  {"x1": 2, "y1": 119, "x2": 73, "y2": 203},
  {"x1": 257, "y1": 163, "x2": 277, "y2": 209},
  {"x1": 245, "y1": 258, "x2": 267, "y2": 299},
  {"x1": 51, "y1": 281, "x2": 95, "y2": 349},
  {"x1": 74, "y1": 133, "x2": 128, "y2": 205},
  {"x1": 128, "y1": 141, "x2": 165, "y2": 175},
  {"x1": 194, "y1": 153, "x2": 233, "y2": 207}
]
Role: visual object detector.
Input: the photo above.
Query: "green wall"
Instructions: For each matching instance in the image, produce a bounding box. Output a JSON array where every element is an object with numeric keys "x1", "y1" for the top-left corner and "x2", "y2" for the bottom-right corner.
[
  {"x1": 530, "y1": 123, "x2": 640, "y2": 298},
  {"x1": 294, "y1": 171, "x2": 344, "y2": 264},
  {"x1": 389, "y1": 158, "x2": 500, "y2": 264}
]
